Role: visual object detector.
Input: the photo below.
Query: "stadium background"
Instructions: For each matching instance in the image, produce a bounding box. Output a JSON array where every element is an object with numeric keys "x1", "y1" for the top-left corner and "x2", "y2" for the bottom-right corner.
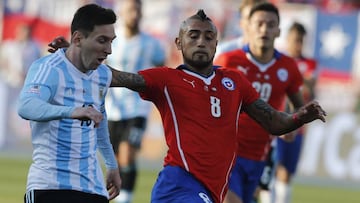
[{"x1": 0, "y1": 0, "x2": 359, "y2": 200}]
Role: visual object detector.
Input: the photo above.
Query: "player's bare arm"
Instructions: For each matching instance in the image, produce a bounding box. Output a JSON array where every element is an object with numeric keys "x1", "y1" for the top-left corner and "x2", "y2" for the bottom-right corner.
[
  {"x1": 107, "y1": 65, "x2": 146, "y2": 92},
  {"x1": 244, "y1": 99, "x2": 326, "y2": 135}
]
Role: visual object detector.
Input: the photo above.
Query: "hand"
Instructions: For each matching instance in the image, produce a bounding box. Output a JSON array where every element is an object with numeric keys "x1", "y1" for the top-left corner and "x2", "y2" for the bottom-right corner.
[
  {"x1": 296, "y1": 101, "x2": 327, "y2": 124},
  {"x1": 47, "y1": 36, "x2": 70, "y2": 53},
  {"x1": 71, "y1": 106, "x2": 103, "y2": 128},
  {"x1": 106, "y1": 168, "x2": 121, "y2": 200}
]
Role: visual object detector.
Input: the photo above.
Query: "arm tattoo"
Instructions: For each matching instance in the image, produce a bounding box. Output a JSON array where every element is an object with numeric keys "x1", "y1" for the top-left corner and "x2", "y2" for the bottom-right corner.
[
  {"x1": 253, "y1": 99, "x2": 273, "y2": 121},
  {"x1": 109, "y1": 66, "x2": 146, "y2": 91}
]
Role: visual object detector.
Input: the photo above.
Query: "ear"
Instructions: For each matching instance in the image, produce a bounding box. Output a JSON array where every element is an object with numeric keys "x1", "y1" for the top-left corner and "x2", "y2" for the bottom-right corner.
[
  {"x1": 175, "y1": 37, "x2": 181, "y2": 50},
  {"x1": 71, "y1": 31, "x2": 83, "y2": 47},
  {"x1": 276, "y1": 27, "x2": 281, "y2": 38}
]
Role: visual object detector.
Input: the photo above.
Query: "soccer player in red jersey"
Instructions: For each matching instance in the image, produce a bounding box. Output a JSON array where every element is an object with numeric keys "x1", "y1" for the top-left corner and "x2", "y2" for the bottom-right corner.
[
  {"x1": 215, "y1": 3, "x2": 305, "y2": 203},
  {"x1": 48, "y1": 9, "x2": 326, "y2": 203},
  {"x1": 273, "y1": 22, "x2": 318, "y2": 203}
]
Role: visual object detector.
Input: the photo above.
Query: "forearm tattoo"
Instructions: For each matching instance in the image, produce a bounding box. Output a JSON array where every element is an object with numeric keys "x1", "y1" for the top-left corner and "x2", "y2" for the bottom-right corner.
[
  {"x1": 110, "y1": 68, "x2": 146, "y2": 91},
  {"x1": 254, "y1": 99, "x2": 273, "y2": 121}
]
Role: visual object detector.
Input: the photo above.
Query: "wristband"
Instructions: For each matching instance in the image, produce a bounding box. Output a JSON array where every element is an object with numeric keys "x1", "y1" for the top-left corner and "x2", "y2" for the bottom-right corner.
[{"x1": 292, "y1": 113, "x2": 302, "y2": 125}]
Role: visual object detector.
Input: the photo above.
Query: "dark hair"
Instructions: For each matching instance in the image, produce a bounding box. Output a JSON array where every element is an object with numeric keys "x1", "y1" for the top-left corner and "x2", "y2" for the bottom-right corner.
[
  {"x1": 289, "y1": 22, "x2": 306, "y2": 36},
  {"x1": 249, "y1": 2, "x2": 280, "y2": 24},
  {"x1": 189, "y1": 9, "x2": 213, "y2": 22},
  {"x1": 239, "y1": 0, "x2": 266, "y2": 13},
  {"x1": 179, "y1": 9, "x2": 217, "y2": 36},
  {"x1": 70, "y1": 4, "x2": 116, "y2": 36}
]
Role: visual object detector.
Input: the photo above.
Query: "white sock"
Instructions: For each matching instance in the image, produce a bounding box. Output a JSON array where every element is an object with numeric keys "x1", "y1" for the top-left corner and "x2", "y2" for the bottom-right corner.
[
  {"x1": 259, "y1": 190, "x2": 271, "y2": 203},
  {"x1": 273, "y1": 180, "x2": 291, "y2": 203},
  {"x1": 113, "y1": 189, "x2": 133, "y2": 203}
]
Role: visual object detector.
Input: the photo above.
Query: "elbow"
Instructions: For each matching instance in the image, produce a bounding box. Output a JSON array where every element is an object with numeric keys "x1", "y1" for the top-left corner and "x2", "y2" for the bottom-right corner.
[
  {"x1": 17, "y1": 97, "x2": 42, "y2": 121},
  {"x1": 17, "y1": 99, "x2": 30, "y2": 120}
]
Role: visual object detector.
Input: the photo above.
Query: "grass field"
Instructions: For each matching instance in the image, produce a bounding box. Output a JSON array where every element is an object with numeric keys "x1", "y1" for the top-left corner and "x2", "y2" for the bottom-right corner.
[{"x1": 0, "y1": 155, "x2": 359, "y2": 203}]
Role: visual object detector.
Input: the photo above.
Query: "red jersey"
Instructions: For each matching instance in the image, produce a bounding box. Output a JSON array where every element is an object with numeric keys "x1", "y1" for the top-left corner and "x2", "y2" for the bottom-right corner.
[
  {"x1": 139, "y1": 65, "x2": 259, "y2": 203},
  {"x1": 215, "y1": 45, "x2": 303, "y2": 161},
  {"x1": 295, "y1": 56, "x2": 317, "y2": 102}
]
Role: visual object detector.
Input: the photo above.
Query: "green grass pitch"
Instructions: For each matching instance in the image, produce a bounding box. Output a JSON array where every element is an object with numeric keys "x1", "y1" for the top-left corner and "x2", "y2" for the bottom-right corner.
[{"x1": 0, "y1": 155, "x2": 358, "y2": 203}]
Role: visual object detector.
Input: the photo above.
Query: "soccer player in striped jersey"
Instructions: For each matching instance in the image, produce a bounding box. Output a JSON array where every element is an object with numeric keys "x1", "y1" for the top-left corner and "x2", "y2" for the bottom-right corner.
[
  {"x1": 17, "y1": 4, "x2": 121, "y2": 203},
  {"x1": 273, "y1": 22, "x2": 318, "y2": 203},
  {"x1": 48, "y1": 9, "x2": 326, "y2": 203},
  {"x1": 215, "y1": 3, "x2": 305, "y2": 203},
  {"x1": 105, "y1": 1, "x2": 166, "y2": 202}
]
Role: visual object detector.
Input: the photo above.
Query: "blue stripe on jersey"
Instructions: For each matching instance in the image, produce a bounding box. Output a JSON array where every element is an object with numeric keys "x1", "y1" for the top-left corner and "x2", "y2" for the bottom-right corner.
[
  {"x1": 56, "y1": 62, "x2": 75, "y2": 190},
  {"x1": 80, "y1": 78, "x2": 91, "y2": 192}
]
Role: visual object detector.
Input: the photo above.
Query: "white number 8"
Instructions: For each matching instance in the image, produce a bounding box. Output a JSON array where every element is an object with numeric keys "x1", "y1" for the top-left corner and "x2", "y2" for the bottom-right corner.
[{"x1": 210, "y1": 96, "x2": 221, "y2": 118}]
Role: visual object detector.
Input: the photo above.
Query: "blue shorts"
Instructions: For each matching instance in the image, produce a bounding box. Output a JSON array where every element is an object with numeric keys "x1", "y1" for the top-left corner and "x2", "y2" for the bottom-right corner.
[
  {"x1": 151, "y1": 165, "x2": 214, "y2": 203},
  {"x1": 228, "y1": 157, "x2": 266, "y2": 203},
  {"x1": 276, "y1": 134, "x2": 303, "y2": 175}
]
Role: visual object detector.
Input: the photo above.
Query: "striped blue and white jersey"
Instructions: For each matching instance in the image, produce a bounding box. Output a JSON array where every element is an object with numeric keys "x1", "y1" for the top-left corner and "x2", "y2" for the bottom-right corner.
[
  {"x1": 17, "y1": 48, "x2": 117, "y2": 198},
  {"x1": 106, "y1": 31, "x2": 165, "y2": 120}
]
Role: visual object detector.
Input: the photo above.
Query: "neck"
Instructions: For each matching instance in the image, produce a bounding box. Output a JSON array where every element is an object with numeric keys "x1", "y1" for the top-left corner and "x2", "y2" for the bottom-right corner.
[
  {"x1": 65, "y1": 46, "x2": 87, "y2": 73},
  {"x1": 249, "y1": 44, "x2": 275, "y2": 64},
  {"x1": 124, "y1": 27, "x2": 140, "y2": 38},
  {"x1": 185, "y1": 64, "x2": 213, "y2": 77}
]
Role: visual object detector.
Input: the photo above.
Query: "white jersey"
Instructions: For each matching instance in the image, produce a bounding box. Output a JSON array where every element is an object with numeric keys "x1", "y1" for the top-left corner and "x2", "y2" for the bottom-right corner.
[
  {"x1": 17, "y1": 48, "x2": 116, "y2": 198},
  {"x1": 106, "y1": 31, "x2": 165, "y2": 120}
]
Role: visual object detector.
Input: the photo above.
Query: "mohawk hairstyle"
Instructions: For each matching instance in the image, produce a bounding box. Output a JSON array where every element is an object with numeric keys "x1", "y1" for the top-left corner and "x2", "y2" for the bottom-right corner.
[
  {"x1": 178, "y1": 9, "x2": 216, "y2": 36},
  {"x1": 197, "y1": 9, "x2": 211, "y2": 21}
]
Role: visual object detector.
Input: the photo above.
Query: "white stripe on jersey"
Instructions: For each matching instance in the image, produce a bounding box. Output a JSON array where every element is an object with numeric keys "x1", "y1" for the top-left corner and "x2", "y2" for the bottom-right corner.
[{"x1": 164, "y1": 86, "x2": 190, "y2": 171}]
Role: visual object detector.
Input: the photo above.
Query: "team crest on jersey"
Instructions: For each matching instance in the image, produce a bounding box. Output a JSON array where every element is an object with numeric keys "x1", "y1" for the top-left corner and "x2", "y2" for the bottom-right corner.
[
  {"x1": 277, "y1": 68, "x2": 288, "y2": 82},
  {"x1": 222, "y1": 77, "x2": 235, "y2": 91},
  {"x1": 65, "y1": 87, "x2": 74, "y2": 96}
]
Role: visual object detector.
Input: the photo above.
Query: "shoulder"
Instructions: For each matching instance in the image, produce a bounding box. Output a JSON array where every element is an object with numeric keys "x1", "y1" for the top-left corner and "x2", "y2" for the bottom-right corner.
[{"x1": 216, "y1": 37, "x2": 244, "y2": 55}]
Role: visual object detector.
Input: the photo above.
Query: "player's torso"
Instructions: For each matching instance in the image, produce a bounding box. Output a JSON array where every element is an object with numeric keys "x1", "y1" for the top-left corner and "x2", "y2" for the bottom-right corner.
[
  {"x1": 147, "y1": 67, "x2": 251, "y2": 200},
  {"x1": 106, "y1": 33, "x2": 161, "y2": 119},
  {"x1": 219, "y1": 50, "x2": 299, "y2": 160}
]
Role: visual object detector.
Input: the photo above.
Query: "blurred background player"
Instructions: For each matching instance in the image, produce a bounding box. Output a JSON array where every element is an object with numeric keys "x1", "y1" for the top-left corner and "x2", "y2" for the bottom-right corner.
[
  {"x1": 273, "y1": 21, "x2": 318, "y2": 203},
  {"x1": 105, "y1": 0, "x2": 166, "y2": 202},
  {"x1": 215, "y1": 2, "x2": 305, "y2": 203},
  {"x1": 215, "y1": 0, "x2": 266, "y2": 57}
]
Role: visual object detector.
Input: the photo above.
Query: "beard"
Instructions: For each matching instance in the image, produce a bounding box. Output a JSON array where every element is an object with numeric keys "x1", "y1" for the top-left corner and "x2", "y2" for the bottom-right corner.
[{"x1": 183, "y1": 53, "x2": 213, "y2": 68}]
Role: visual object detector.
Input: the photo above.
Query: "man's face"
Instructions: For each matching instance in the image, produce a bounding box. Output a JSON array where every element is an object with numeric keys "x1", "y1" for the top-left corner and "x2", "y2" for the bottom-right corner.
[
  {"x1": 287, "y1": 30, "x2": 304, "y2": 57},
  {"x1": 177, "y1": 19, "x2": 218, "y2": 68},
  {"x1": 78, "y1": 24, "x2": 116, "y2": 72},
  {"x1": 121, "y1": 0, "x2": 141, "y2": 30},
  {"x1": 247, "y1": 11, "x2": 280, "y2": 49}
]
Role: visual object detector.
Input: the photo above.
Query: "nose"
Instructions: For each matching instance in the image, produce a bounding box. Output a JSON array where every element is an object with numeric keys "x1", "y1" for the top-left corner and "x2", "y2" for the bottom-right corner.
[
  {"x1": 197, "y1": 35, "x2": 207, "y2": 47},
  {"x1": 105, "y1": 42, "x2": 112, "y2": 55}
]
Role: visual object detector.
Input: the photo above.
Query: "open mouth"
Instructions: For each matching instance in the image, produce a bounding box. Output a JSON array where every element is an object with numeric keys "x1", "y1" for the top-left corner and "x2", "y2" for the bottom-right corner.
[{"x1": 97, "y1": 57, "x2": 106, "y2": 64}]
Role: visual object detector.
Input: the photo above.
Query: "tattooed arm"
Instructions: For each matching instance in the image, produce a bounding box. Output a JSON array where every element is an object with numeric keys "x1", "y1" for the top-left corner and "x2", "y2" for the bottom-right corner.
[
  {"x1": 108, "y1": 65, "x2": 146, "y2": 92},
  {"x1": 243, "y1": 99, "x2": 326, "y2": 135}
]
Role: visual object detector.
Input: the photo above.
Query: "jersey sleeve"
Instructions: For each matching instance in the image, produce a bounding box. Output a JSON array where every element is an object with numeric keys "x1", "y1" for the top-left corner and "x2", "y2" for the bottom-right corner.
[
  {"x1": 97, "y1": 112, "x2": 118, "y2": 169},
  {"x1": 138, "y1": 67, "x2": 169, "y2": 102},
  {"x1": 214, "y1": 52, "x2": 231, "y2": 68},
  {"x1": 17, "y1": 60, "x2": 75, "y2": 121},
  {"x1": 236, "y1": 70, "x2": 260, "y2": 106},
  {"x1": 287, "y1": 58, "x2": 304, "y2": 95}
]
